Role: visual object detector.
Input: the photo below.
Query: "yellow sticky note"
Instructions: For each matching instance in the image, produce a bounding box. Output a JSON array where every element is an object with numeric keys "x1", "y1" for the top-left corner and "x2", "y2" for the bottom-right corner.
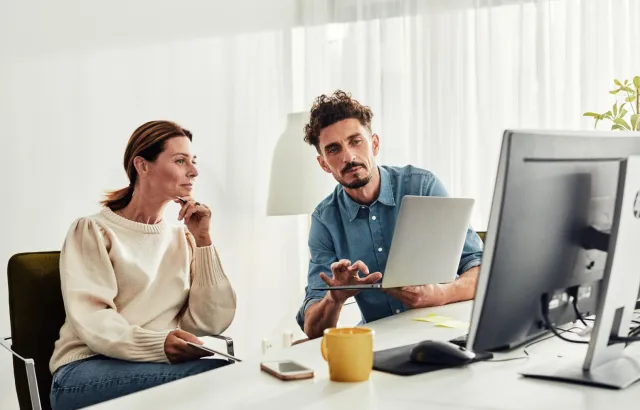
[
  {"x1": 412, "y1": 314, "x2": 453, "y2": 324},
  {"x1": 435, "y1": 320, "x2": 470, "y2": 329}
]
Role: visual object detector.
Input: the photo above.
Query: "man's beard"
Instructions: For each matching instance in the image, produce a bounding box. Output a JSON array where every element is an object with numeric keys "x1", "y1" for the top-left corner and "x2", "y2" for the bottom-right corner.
[
  {"x1": 338, "y1": 162, "x2": 373, "y2": 189},
  {"x1": 342, "y1": 174, "x2": 372, "y2": 189}
]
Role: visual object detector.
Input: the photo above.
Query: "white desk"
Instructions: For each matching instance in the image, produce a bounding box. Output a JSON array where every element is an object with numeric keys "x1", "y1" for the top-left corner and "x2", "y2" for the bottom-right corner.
[{"x1": 89, "y1": 302, "x2": 640, "y2": 410}]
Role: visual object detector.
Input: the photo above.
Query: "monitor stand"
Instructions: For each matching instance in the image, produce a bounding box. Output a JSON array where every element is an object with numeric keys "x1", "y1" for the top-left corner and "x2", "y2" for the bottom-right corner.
[{"x1": 520, "y1": 155, "x2": 640, "y2": 389}]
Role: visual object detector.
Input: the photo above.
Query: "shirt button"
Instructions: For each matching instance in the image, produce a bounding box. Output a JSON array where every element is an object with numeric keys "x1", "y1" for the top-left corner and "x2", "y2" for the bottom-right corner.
[
  {"x1": 371, "y1": 216, "x2": 377, "y2": 221},
  {"x1": 378, "y1": 247, "x2": 383, "y2": 252},
  {"x1": 395, "y1": 309, "x2": 401, "y2": 314},
  {"x1": 361, "y1": 206, "x2": 366, "y2": 209}
]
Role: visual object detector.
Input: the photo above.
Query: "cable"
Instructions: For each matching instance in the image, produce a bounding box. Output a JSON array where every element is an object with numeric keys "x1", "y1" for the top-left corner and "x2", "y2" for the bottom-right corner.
[
  {"x1": 613, "y1": 335, "x2": 640, "y2": 343},
  {"x1": 487, "y1": 356, "x2": 528, "y2": 363},
  {"x1": 541, "y1": 295, "x2": 590, "y2": 344},
  {"x1": 487, "y1": 327, "x2": 584, "y2": 363},
  {"x1": 568, "y1": 300, "x2": 640, "y2": 346},
  {"x1": 523, "y1": 326, "x2": 585, "y2": 354},
  {"x1": 572, "y1": 298, "x2": 590, "y2": 328}
]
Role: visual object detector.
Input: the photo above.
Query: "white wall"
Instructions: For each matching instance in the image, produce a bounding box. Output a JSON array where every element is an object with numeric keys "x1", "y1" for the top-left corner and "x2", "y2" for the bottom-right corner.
[{"x1": 0, "y1": 0, "x2": 300, "y2": 56}]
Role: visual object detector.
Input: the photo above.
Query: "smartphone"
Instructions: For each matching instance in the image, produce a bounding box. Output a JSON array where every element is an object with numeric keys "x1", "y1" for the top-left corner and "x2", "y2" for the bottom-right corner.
[
  {"x1": 185, "y1": 341, "x2": 242, "y2": 362},
  {"x1": 260, "y1": 360, "x2": 314, "y2": 381}
]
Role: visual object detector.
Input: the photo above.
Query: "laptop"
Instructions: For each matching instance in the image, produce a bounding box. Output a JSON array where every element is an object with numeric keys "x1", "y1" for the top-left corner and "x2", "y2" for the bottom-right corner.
[{"x1": 311, "y1": 196, "x2": 475, "y2": 291}]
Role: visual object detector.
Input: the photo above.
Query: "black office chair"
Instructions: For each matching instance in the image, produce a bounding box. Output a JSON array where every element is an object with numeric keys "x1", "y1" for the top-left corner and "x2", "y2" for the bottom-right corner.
[{"x1": 1, "y1": 251, "x2": 235, "y2": 410}]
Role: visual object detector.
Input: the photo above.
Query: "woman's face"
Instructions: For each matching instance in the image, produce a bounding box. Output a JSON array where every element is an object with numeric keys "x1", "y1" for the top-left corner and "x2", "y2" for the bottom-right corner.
[{"x1": 141, "y1": 136, "x2": 198, "y2": 200}]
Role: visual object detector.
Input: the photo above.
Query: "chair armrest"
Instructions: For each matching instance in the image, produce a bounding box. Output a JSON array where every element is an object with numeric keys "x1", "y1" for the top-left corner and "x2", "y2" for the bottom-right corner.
[
  {"x1": 0, "y1": 337, "x2": 42, "y2": 410},
  {"x1": 207, "y1": 334, "x2": 234, "y2": 356}
]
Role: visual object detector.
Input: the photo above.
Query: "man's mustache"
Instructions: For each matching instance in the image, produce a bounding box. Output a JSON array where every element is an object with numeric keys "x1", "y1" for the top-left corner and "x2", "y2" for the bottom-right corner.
[{"x1": 342, "y1": 162, "x2": 366, "y2": 174}]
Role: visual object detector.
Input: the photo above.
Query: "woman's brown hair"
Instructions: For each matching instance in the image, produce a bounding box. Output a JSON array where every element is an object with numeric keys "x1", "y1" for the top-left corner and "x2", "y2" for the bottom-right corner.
[{"x1": 102, "y1": 120, "x2": 193, "y2": 211}]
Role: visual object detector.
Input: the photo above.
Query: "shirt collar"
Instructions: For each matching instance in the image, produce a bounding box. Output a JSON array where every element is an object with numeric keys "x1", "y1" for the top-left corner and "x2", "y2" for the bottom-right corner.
[
  {"x1": 341, "y1": 166, "x2": 396, "y2": 222},
  {"x1": 377, "y1": 166, "x2": 396, "y2": 207}
]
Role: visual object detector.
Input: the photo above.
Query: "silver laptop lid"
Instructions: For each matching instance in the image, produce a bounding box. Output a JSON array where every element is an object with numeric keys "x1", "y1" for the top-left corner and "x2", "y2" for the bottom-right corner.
[{"x1": 382, "y1": 196, "x2": 475, "y2": 288}]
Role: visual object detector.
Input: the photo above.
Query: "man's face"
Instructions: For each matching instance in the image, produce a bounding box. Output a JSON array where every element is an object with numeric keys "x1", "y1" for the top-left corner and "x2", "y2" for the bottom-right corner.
[{"x1": 316, "y1": 118, "x2": 379, "y2": 189}]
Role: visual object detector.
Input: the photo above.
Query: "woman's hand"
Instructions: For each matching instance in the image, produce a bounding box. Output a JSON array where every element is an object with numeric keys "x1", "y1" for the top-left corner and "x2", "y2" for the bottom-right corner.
[
  {"x1": 164, "y1": 329, "x2": 210, "y2": 363},
  {"x1": 175, "y1": 197, "x2": 212, "y2": 247}
]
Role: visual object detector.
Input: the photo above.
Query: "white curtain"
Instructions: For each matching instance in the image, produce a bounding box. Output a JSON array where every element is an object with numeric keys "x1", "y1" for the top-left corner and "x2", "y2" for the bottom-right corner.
[
  {"x1": 295, "y1": 0, "x2": 640, "y2": 230},
  {"x1": 0, "y1": 32, "x2": 312, "y2": 362}
]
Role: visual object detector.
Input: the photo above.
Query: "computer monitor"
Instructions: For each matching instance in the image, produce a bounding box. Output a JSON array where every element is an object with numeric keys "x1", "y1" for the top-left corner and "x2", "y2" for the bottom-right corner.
[{"x1": 467, "y1": 130, "x2": 640, "y2": 357}]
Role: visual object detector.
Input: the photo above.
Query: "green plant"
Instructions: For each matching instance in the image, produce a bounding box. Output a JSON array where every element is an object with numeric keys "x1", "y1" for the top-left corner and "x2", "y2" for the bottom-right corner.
[{"x1": 583, "y1": 76, "x2": 640, "y2": 131}]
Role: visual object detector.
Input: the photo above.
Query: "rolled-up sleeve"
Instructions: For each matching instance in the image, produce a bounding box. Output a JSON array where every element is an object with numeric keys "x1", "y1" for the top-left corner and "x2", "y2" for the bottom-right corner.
[
  {"x1": 295, "y1": 215, "x2": 338, "y2": 330},
  {"x1": 422, "y1": 172, "x2": 483, "y2": 275}
]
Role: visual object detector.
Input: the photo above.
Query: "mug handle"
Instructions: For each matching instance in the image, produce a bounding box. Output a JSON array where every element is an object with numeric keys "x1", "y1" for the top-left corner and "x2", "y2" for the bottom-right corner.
[{"x1": 321, "y1": 335, "x2": 328, "y2": 361}]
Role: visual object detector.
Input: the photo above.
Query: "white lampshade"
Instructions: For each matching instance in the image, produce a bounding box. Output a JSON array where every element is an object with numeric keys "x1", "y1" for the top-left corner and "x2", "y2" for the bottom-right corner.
[{"x1": 267, "y1": 112, "x2": 336, "y2": 216}]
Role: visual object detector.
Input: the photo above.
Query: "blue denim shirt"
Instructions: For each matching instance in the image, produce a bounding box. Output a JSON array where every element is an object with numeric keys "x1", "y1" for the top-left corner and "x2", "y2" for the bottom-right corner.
[{"x1": 296, "y1": 165, "x2": 483, "y2": 330}]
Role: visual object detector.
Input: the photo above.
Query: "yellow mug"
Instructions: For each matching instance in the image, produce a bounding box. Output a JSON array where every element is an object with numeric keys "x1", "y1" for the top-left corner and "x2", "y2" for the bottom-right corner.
[{"x1": 321, "y1": 327, "x2": 374, "y2": 382}]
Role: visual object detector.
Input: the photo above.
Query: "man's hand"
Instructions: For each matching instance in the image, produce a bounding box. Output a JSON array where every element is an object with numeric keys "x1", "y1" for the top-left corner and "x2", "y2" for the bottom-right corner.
[
  {"x1": 303, "y1": 259, "x2": 382, "y2": 339},
  {"x1": 319, "y1": 259, "x2": 382, "y2": 304},
  {"x1": 384, "y1": 284, "x2": 446, "y2": 309},
  {"x1": 384, "y1": 266, "x2": 481, "y2": 309}
]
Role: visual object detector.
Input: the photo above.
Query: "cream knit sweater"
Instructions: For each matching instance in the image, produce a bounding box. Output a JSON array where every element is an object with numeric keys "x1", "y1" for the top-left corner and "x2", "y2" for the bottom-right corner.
[{"x1": 49, "y1": 207, "x2": 236, "y2": 373}]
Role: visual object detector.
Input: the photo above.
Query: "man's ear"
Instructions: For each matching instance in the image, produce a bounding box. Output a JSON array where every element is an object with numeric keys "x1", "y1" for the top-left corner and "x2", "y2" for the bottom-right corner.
[
  {"x1": 371, "y1": 133, "x2": 380, "y2": 156},
  {"x1": 132, "y1": 156, "x2": 148, "y2": 176},
  {"x1": 317, "y1": 155, "x2": 332, "y2": 174}
]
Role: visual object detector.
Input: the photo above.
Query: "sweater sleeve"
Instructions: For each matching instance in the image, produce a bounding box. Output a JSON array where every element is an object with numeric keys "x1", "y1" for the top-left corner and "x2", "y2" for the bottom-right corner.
[
  {"x1": 59, "y1": 218, "x2": 170, "y2": 362},
  {"x1": 179, "y1": 232, "x2": 237, "y2": 336}
]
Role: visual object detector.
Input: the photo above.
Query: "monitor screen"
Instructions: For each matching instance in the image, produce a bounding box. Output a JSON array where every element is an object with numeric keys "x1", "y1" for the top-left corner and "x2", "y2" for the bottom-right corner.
[{"x1": 468, "y1": 130, "x2": 640, "y2": 353}]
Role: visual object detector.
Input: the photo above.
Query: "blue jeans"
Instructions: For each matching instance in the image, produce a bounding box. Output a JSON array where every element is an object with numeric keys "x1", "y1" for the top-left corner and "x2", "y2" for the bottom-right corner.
[{"x1": 50, "y1": 355, "x2": 230, "y2": 409}]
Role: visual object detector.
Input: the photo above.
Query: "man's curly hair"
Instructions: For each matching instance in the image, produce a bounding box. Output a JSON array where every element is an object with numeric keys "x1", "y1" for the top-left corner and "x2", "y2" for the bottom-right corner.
[{"x1": 304, "y1": 90, "x2": 373, "y2": 151}]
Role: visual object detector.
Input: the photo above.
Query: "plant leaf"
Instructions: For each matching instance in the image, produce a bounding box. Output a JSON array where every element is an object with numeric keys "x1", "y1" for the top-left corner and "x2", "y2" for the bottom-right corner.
[
  {"x1": 613, "y1": 118, "x2": 631, "y2": 130},
  {"x1": 612, "y1": 124, "x2": 624, "y2": 131},
  {"x1": 624, "y1": 79, "x2": 630, "y2": 85},
  {"x1": 622, "y1": 86, "x2": 635, "y2": 93},
  {"x1": 583, "y1": 112, "x2": 601, "y2": 117},
  {"x1": 634, "y1": 76, "x2": 640, "y2": 89},
  {"x1": 626, "y1": 95, "x2": 636, "y2": 103},
  {"x1": 618, "y1": 103, "x2": 627, "y2": 119},
  {"x1": 631, "y1": 114, "x2": 640, "y2": 131},
  {"x1": 610, "y1": 89, "x2": 621, "y2": 95},
  {"x1": 615, "y1": 79, "x2": 622, "y2": 86},
  {"x1": 604, "y1": 110, "x2": 613, "y2": 119},
  {"x1": 613, "y1": 102, "x2": 618, "y2": 116}
]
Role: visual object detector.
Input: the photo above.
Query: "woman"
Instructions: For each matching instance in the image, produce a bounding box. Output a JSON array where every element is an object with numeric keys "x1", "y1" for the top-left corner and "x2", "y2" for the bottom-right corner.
[{"x1": 49, "y1": 121, "x2": 236, "y2": 409}]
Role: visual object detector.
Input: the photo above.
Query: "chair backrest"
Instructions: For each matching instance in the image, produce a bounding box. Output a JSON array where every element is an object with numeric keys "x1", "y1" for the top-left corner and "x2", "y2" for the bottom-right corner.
[{"x1": 8, "y1": 252, "x2": 65, "y2": 410}]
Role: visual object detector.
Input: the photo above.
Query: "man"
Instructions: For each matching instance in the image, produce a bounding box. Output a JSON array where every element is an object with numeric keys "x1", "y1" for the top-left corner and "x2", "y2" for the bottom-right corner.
[{"x1": 296, "y1": 90, "x2": 483, "y2": 339}]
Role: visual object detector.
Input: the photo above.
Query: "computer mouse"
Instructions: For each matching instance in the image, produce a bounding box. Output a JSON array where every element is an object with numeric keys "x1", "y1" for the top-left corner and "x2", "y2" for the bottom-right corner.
[{"x1": 409, "y1": 340, "x2": 476, "y2": 366}]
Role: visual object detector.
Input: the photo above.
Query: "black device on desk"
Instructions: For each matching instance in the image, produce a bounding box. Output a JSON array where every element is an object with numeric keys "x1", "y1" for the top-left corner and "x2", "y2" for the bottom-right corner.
[
  {"x1": 466, "y1": 130, "x2": 640, "y2": 389},
  {"x1": 448, "y1": 334, "x2": 468, "y2": 348},
  {"x1": 409, "y1": 340, "x2": 475, "y2": 365}
]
